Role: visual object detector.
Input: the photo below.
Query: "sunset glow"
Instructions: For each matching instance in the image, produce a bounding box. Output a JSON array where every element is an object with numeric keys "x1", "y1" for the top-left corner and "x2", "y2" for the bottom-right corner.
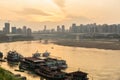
[{"x1": 0, "y1": 0, "x2": 120, "y2": 30}]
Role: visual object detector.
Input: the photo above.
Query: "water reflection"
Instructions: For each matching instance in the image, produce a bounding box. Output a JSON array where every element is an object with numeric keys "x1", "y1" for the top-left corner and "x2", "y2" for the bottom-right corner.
[{"x1": 7, "y1": 61, "x2": 19, "y2": 68}]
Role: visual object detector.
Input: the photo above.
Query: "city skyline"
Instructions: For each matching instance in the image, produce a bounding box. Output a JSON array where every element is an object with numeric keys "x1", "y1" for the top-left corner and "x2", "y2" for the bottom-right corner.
[
  {"x1": 0, "y1": 0, "x2": 120, "y2": 30},
  {"x1": 1, "y1": 22, "x2": 120, "y2": 34}
]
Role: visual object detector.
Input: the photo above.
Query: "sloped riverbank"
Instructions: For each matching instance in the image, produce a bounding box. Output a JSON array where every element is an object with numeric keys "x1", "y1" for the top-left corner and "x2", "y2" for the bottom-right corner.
[{"x1": 53, "y1": 39, "x2": 120, "y2": 50}]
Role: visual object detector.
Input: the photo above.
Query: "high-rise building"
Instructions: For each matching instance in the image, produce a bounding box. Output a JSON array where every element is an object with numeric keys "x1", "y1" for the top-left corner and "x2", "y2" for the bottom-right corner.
[
  {"x1": 11, "y1": 27, "x2": 17, "y2": 34},
  {"x1": 27, "y1": 28, "x2": 32, "y2": 36},
  {"x1": 17, "y1": 28, "x2": 22, "y2": 34},
  {"x1": 3, "y1": 22, "x2": 10, "y2": 34},
  {"x1": 23, "y1": 26, "x2": 27, "y2": 36},
  {"x1": 57, "y1": 25, "x2": 61, "y2": 32},
  {"x1": 51, "y1": 29, "x2": 55, "y2": 33},
  {"x1": 0, "y1": 30, "x2": 3, "y2": 34},
  {"x1": 71, "y1": 23, "x2": 77, "y2": 33},
  {"x1": 118, "y1": 24, "x2": 120, "y2": 34},
  {"x1": 62, "y1": 25, "x2": 65, "y2": 32},
  {"x1": 44, "y1": 25, "x2": 47, "y2": 31}
]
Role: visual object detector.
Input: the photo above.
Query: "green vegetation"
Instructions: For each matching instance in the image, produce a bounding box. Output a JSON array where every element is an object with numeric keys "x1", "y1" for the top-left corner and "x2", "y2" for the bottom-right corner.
[{"x1": 0, "y1": 67, "x2": 20, "y2": 80}]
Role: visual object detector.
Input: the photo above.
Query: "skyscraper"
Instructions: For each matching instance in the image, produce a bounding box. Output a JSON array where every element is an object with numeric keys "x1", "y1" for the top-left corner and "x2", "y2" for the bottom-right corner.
[
  {"x1": 44, "y1": 25, "x2": 47, "y2": 31},
  {"x1": 11, "y1": 27, "x2": 17, "y2": 34},
  {"x1": 23, "y1": 26, "x2": 27, "y2": 36},
  {"x1": 57, "y1": 25, "x2": 61, "y2": 32},
  {"x1": 27, "y1": 28, "x2": 32, "y2": 36},
  {"x1": 71, "y1": 23, "x2": 77, "y2": 33},
  {"x1": 62, "y1": 25, "x2": 65, "y2": 32},
  {"x1": 17, "y1": 28, "x2": 22, "y2": 34},
  {"x1": 3, "y1": 22, "x2": 10, "y2": 34}
]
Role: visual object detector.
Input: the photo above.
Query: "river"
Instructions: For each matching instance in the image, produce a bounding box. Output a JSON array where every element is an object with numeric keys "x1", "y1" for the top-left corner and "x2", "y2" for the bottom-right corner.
[{"x1": 0, "y1": 40, "x2": 120, "y2": 80}]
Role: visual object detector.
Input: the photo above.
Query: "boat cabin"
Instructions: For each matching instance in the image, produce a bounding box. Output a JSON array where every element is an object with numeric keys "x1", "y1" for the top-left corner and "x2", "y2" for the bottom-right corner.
[
  {"x1": 45, "y1": 61, "x2": 57, "y2": 70},
  {"x1": 32, "y1": 52, "x2": 41, "y2": 58},
  {"x1": 20, "y1": 57, "x2": 45, "y2": 69},
  {"x1": 67, "y1": 71, "x2": 88, "y2": 80},
  {"x1": 42, "y1": 51, "x2": 50, "y2": 57},
  {"x1": 56, "y1": 60, "x2": 67, "y2": 69}
]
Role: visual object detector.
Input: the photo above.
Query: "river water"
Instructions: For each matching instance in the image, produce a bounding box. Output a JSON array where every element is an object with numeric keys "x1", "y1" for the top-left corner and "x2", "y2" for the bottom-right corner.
[{"x1": 0, "y1": 41, "x2": 120, "y2": 80}]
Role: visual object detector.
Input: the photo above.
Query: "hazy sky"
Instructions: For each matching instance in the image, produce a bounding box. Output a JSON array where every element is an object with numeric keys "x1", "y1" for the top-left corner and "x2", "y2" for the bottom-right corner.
[{"x1": 0, "y1": 0, "x2": 120, "y2": 30}]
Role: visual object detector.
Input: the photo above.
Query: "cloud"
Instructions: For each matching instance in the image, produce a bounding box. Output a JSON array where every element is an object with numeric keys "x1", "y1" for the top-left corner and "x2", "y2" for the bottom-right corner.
[
  {"x1": 52, "y1": 0, "x2": 65, "y2": 11},
  {"x1": 15, "y1": 8, "x2": 51, "y2": 16},
  {"x1": 67, "y1": 15, "x2": 91, "y2": 21},
  {"x1": 60, "y1": 15, "x2": 92, "y2": 24}
]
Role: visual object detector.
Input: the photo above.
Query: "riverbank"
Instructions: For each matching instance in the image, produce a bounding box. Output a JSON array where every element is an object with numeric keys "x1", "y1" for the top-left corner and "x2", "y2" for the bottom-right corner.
[
  {"x1": 0, "y1": 67, "x2": 21, "y2": 80},
  {"x1": 53, "y1": 39, "x2": 120, "y2": 50},
  {"x1": 0, "y1": 39, "x2": 120, "y2": 50}
]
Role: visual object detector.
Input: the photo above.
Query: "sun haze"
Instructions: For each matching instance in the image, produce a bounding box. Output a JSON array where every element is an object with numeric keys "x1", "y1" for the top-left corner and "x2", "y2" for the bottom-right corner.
[{"x1": 0, "y1": 0, "x2": 120, "y2": 30}]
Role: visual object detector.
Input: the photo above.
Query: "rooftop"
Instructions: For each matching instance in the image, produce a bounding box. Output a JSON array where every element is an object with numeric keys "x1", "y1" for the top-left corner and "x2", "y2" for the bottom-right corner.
[{"x1": 25, "y1": 57, "x2": 45, "y2": 63}]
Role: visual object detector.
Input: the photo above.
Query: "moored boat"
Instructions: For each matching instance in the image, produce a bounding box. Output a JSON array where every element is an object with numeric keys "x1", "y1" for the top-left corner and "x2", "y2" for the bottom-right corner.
[
  {"x1": 0, "y1": 52, "x2": 6, "y2": 62},
  {"x1": 66, "y1": 70, "x2": 89, "y2": 80},
  {"x1": 19, "y1": 51, "x2": 88, "y2": 80},
  {"x1": 7, "y1": 50, "x2": 23, "y2": 62},
  {"x1": 56, "y1": 60, "x2": 67, "y2": 69},
  {"x1": 19, "y1": 57, "x2": 45, "y2": 70},
  {"x1": 44, "y1": 58, "x2": 67, "y2": 70},
  {"x1": 0, "y1": 51, "x2": 3, "y2": 59},
  {"x1": 35, "y1": 66, "x2": 66, "y2": 80},
  {"x1": 19, "y1": 51, "x2": 68, "y2": 70}
]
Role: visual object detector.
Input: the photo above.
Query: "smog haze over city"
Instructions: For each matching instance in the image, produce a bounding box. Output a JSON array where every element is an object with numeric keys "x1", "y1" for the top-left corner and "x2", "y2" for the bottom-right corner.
[
  {"x1": 0, "y1": 0, "x2": 120, "y2": 30},
  {"x1": 0, "y1": 0, "x2": 120, "y2": 80}
]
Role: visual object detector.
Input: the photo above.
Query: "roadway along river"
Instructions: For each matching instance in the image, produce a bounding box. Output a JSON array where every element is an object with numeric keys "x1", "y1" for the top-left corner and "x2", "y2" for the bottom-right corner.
[{"x1": 0, "y1": 40, "x2": 120, "y2": 80}]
